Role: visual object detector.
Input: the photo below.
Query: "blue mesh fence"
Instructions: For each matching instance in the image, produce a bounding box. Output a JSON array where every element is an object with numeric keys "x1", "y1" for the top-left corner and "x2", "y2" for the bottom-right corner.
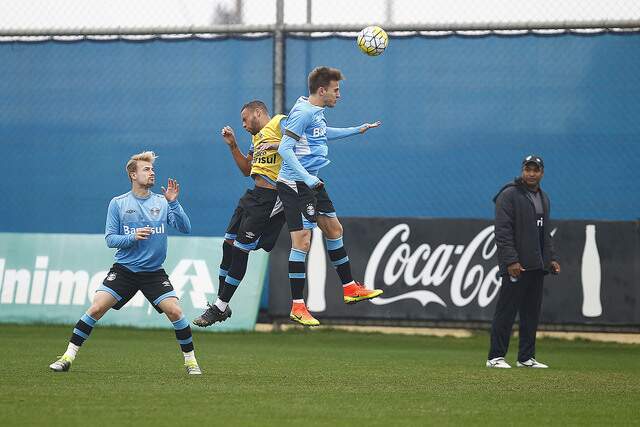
[
  {"x1": 285, "y1": 33, "x2": 640, "y2": 222},
  {"x1": 1, "y1": 33, "x2": 638, "y2": 237},
  {"x1": 0, "y1": 38, "x2": 273, "y2": 235}
]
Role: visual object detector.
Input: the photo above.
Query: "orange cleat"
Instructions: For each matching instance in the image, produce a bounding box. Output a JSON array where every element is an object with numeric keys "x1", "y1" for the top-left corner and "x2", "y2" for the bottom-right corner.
[
  {"x1": 289, "y1": 302, "x2": 320, "y2": 326},
  {"x1": 343, "y1": 282, "x2": 383, "y2": 304}
]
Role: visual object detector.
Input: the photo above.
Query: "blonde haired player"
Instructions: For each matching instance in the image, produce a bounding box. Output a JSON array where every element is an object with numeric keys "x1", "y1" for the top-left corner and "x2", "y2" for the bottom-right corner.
[{"x1": 49, "y1": 151, "x2": 201, "y2": 375}]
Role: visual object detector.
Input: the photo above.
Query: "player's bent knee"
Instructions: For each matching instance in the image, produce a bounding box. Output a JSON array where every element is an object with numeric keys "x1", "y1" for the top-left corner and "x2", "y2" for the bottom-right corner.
[
  {"x1": 160, "y1": 299, "x2": 183, "y2": 321},
  {"x1": 88, "y1": 291, "x2": 117, "y2": 319},
  {"x1": 331, "y1": 222, "x2": 343, "y2": 238},
  {"x1": 87, "y1": 303, "x2": 110, "y2": 320},
  {"x1": 318, "y1": 216, "x2": 343, "y2": 238},
  {"x1": 291, "y1": 230, "x2": 311, "y2": 252},
  {"x1": 293, "y1": 239, "x2": 311, "y2": 253}
]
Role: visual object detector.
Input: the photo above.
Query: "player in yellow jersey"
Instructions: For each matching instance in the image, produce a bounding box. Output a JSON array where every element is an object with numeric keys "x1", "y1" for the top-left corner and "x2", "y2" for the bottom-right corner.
[{"x1": 193, "y1": 100, "x2": 286, "y2": 327}]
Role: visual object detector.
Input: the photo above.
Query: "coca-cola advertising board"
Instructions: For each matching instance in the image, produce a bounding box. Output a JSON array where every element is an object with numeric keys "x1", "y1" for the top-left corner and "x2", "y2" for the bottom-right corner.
[{"x1": 268, "y1": 218, "x2": 639, "y2": 326}]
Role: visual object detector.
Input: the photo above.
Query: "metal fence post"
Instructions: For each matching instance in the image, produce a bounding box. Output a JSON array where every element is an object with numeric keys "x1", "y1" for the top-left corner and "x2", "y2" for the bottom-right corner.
[{"x1": 273, "y1": 0, "x2": 285, "y2": 114}]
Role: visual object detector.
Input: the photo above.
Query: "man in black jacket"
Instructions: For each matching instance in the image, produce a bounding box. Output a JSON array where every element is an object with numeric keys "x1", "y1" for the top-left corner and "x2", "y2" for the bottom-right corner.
[{"x1": 487, "y1": 155, "x2": 561, "y2": 369}]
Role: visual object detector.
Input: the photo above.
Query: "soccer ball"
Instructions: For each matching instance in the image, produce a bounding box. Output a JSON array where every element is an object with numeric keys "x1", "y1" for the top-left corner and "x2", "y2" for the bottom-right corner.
[{"x1": 357, "y1": 26, "x2": 388, "y2": 56}]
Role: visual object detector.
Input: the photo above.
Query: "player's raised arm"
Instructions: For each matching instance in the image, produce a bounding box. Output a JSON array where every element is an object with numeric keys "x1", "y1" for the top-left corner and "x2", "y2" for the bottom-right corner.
[
  {"x1": 104, "y1": 198, "x2": 137, "y2": 248},
  {"x1": 163, "y1": 178, "x2": 192, "y2": 234},
  {"x1": 221, "y1": 126, "x2": 252, "y2": 177},
  {"x1": 326, "y1": 121, "x2": 381, "y2": 141},
  {"x1": 278, "y1": 109, "x2": 321, "y2": 188}
]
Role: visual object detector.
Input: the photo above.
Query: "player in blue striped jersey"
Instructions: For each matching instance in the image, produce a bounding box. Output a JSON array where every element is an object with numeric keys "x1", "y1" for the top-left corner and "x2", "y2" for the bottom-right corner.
[
  {"x1": 49, "y1": 151, "x2": 201, "y2": 375},
  {"x1": 277, "y1": 66, "x2": 384, "y2": 325}
]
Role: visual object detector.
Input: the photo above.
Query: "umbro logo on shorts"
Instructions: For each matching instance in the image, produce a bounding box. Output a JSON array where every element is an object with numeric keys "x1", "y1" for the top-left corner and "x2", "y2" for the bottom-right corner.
[
  {"x1": 106, "y1": 272, "x2": 117, "y2": 281},
  {"x1": 162, "y1": 281, "x2": 171, "y2": 287},
  {"x1": 246, "y1": 231, "x2": 255, "y2": 239}
]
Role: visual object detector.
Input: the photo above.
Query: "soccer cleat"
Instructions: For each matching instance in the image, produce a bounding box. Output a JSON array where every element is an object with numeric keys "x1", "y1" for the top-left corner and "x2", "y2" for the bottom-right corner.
[
  {"x1": 49, "y1": 354, "x2": 73, "y2": 372},
  {"x1": 486, "y1": 357, "x2": 511, "y2": 368},
  {"x1": 289, "y1": 303, "x2": 320, "y2": 326},
  {"x1": 343, "y1": 282, "x2": 383, "y2": 304},
  {"x1": 192, "y1": 303, "x2": 232, "y2": 327},
  {"x1": 184, "y1": 359, "x2": 202, "y2": 375},
  {"x1": 517, "y1": 358, "x2": 549, "y2": 368}
]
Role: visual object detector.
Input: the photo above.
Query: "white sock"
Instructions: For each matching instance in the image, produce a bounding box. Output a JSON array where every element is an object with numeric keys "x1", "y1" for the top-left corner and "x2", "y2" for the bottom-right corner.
[
  {"x1": 343, "y1": 281, "x2": 355, "y2": 288},
  {"x1": 292, "y1": 299, "x2": 305, "y2": 304},
  {"x1": 64, "y1": 342, "x2": 80, "y2": 359},
  {"x1": 183, "y1": 351, "x2": 196, "y2": 362},
  {"x1": 214, "y1": 298, "x2": 228, "y2": 311}
]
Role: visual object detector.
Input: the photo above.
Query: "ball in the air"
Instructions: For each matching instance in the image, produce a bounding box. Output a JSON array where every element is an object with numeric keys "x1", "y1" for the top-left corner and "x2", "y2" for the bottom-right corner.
[{"x1": 357, "y1": 26, "x2": 388, "y2": 56}]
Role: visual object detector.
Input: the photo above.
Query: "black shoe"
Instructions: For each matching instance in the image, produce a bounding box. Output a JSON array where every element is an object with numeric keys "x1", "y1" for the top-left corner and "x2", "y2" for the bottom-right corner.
[{"x1": 192, "y1": 303, "x2": 232, "y2": 327}]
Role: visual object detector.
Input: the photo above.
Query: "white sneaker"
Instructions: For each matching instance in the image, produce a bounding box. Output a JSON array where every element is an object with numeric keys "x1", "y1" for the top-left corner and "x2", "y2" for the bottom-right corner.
[
  {"x1": 486, "y1": 357, "x2": 511, "y2": 368},
  {"x1": 517, "y1": 358, "x2": 548, "y2": 368},
  {"x1": 184, "y1": 359, "x2": 202, "y2": 375}
]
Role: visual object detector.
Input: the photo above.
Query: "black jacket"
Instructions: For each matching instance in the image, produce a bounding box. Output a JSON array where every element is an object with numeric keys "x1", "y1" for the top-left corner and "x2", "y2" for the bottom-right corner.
[{"x1": 493, "y1": 177, "x2": 558, "y2": 276}]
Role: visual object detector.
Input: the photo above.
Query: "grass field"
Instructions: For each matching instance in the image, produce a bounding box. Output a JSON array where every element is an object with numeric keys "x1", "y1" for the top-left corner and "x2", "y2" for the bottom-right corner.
[{"x1": 1, "y1": 324, "x2": 639, "y2": 426}]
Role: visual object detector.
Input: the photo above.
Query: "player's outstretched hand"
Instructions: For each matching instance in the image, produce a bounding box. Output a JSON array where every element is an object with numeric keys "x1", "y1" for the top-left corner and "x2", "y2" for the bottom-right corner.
[
  {"x1": 221, "y1": 126, "x2": 237, "y2": 147},
  {"x1": 162, "y1": 178, "x2": 180, "y2": 202},
  {"x1": 359, "y1": 121, "x2": 381, "y2": 134}
]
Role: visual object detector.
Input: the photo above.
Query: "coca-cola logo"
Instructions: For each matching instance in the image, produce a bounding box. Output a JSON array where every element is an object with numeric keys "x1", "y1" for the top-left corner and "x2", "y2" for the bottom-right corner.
[{"x1": 364, "y1": 224, "x2": 502, "y2": 308}]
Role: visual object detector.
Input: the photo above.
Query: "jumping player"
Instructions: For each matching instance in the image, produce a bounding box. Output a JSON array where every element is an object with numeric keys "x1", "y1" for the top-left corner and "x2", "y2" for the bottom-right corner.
[
  {"x1": 277, "y1": 66, "x2": 384, "y2": 326},
  {"x1": 193, "y1": 101, "x2": 286, "y2": 327}
]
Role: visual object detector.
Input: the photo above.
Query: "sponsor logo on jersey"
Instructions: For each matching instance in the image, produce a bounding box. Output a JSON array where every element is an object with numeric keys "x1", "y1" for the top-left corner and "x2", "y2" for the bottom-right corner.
[
  {"x1": 125, "y1": 209, "x2": 136, "y2": 214},
  {"x1": 123, "y1": 224, "x2": 166, "y2": 235},
  {"x1": 312, "y1": 127, "x2": 326, "y2": 138},
  {"x1": 252, "y1": 153, "x2": 278, "y2": 164}
]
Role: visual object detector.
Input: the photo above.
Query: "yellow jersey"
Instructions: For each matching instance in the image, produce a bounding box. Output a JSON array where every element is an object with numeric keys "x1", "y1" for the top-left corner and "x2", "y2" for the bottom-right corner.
[{"x1": 249, "y1": 114, "x2": 285, "y2": 184}]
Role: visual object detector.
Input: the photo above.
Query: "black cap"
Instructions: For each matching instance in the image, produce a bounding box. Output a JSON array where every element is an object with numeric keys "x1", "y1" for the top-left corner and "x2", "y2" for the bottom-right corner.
[{"x1": 522, "y1": 154, "x2": 544, "y2": 169}]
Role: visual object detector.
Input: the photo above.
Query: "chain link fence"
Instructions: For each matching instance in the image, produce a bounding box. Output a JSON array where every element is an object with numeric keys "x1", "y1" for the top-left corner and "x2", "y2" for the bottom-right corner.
[
  {"x1": 1, "y1": 0, "x2": 639, "y2": 235},
  {"x1": 1, "y1": 0, "x2": 639, "y2": 35}
]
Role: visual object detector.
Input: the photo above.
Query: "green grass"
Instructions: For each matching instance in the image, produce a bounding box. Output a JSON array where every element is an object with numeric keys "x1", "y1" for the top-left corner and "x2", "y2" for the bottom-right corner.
[{"x1": 1, "y1": 324, "x2": 639, "y2": 426}]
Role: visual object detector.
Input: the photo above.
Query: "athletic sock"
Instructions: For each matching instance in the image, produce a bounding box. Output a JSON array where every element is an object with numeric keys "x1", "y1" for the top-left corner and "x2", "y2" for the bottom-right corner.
[
  {"x1": 289, "y1": 248, "x2": 307, "y2": 300},
  {"x1": 220, "y1": 246, "x2": 249, "y2": 303},
  {"x1": 172, "y1": 316, "x2": 194, "y2": 353},
  {"x1": 218, "y1": 240, "x2": 234, "y2": 298},
  {"x1": 64, "y1": 343, "x2": 80, "y2": 360},
  {"x1": 325, "y1": 236, "x2": 354, "y2": 285},
  {"x1": 67, "y1": 312, "x2": 97, "y2": 356},
  {"x1": 214, "y1": 298, "x2": 228, "y2": 312}
]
